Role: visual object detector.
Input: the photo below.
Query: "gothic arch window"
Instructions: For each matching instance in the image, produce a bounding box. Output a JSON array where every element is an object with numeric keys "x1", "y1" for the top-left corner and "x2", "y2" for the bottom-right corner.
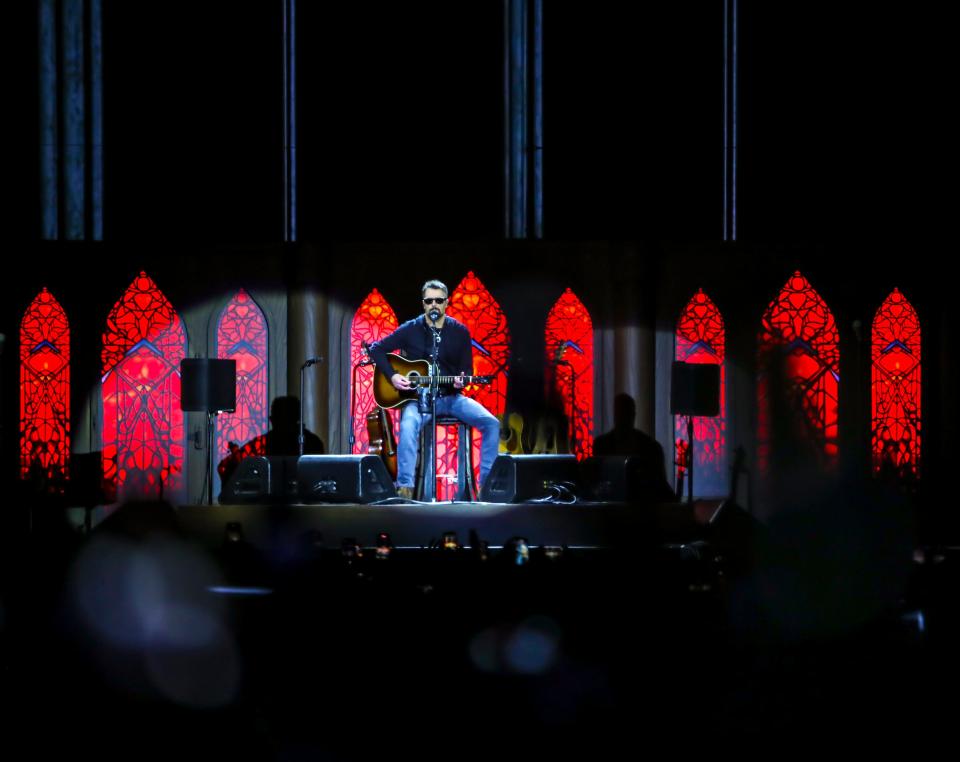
[
  {"x1": 675, "y1": 289, "x2": 726, "y2": 492},
  {"x1": 216, "y1": 289, "x2": 269, "y2": 483},
  {"x1": 102, "y1": 272, "x2": 186, "y2": 500},
  {"x1": 872, "y1": 288, "x2": 921, "y2": 483},
  {"x1": 544, "y1": 288, "x2": 594, "y2": 460},
  {"x1": 758, "y1": 271, "x2": 840, "y2": 470},
  {"x1": 20, "y1": 288, "x2": 70, "y2": 488},
  {"x1": 442, "y1": 272, "x2": 511, "y2": 498},
  {"x1": 351, "y1": 288, "x2": 400, "y2": 453}
]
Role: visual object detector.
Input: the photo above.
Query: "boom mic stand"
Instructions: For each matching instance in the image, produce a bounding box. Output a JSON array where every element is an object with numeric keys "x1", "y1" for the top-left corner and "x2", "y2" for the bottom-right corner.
[
  {"x1": 299, "y1": 355, "x2": 323, "y2": 457},
  {"x1": 350, "y1": 342, "x2": 376, "y2": 452}
]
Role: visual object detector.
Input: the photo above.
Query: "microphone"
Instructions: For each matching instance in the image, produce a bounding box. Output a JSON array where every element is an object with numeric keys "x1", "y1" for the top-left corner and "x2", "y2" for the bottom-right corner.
[
  {"x1": 428, "y1": 308, "x2": 441, "y2": 322},
  {"x1": 302, "y1": 356, "x2": 324, "y2": 368}
]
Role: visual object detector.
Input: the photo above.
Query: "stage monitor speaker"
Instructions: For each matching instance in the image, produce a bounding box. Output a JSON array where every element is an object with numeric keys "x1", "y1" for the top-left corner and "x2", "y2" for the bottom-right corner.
[
  {"x1": 296, "y1": 455, "x2": 396, "y2": 503},
  {"x1": 181, "y1": 359, "x2": 237, "y2": 413},
  {"x1": 579, "y1": 455, "x2": 674, "y2": 504},
  {"x1": 670, "y1": 361, "x2": 720, "y2": 417},
  {"x1": 219, "y1": 456, "x2": 300, "y2": 504},
  {"x1": 479, "y1": 454, "x2": 579, "y2": 503}
]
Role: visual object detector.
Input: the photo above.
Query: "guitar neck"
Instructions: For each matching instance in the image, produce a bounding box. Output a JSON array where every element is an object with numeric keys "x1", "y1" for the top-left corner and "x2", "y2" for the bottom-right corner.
[{"x1": 415, "y1": 375, "x2": 488, "y2": 384}]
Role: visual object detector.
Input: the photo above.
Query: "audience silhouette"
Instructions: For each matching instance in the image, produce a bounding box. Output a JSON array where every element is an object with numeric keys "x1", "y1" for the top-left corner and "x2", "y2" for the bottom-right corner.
[{"x1": 217, "y1": 395, "x2": 324, "y2": 485}]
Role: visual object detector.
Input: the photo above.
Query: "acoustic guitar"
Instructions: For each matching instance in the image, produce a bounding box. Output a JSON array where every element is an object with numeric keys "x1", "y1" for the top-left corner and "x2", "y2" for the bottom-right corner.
[
  {"x1": 498, "y1": 412, "x2": 525, "y2": 454},
  {"x1": 531, "y1": 415, "x2": 561, "y2": 454},
  {"x1": 373, "y1": 353, "x2": 492, "y2": 408},
  {"x1": 366, "y1": 406, "x2": 398, "y2": 480}
]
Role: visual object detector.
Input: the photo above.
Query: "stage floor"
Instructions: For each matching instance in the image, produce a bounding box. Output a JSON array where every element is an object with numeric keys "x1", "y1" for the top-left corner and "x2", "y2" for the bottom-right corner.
[{"x1": 175, "y1": 500, "x2": 640, "y2": 551}]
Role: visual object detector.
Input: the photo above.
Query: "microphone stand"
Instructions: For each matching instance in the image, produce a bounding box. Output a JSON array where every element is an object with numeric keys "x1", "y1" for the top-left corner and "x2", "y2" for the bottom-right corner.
[
  {"x1": 299, "y1": 357, "x2": 322, "y2": 457},
  {"x1": 555, "y1": 356, "x2": 575, "y2": 455},
  {"x1": 351, "y1": 342, "x2": 375, "y2": 453},
  {"x1": 206, "y1": 410, "x2": 217, "y2": 506},
  {"x1": 421, "y1": 324, "x2": 441, "y2": 501}
]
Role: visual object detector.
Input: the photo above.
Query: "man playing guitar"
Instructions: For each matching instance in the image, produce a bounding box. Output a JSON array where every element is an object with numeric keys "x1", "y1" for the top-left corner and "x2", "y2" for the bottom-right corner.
[{"x1": 367, "y1": 279, "x2": 500, "y2": 499}]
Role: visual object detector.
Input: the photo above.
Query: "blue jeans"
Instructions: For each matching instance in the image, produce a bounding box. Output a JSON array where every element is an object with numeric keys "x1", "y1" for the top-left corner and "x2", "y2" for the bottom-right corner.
[{"x1": 397, "y1": 395, "x2": 500, "y2": 488}]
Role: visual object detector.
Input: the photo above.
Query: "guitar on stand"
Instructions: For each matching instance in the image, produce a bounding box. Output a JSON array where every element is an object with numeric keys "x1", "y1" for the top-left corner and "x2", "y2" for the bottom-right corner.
[
  {"x1": 366, "y1": 407, "x2": 398, "y2": 480},
  {"x1": 499, "y1": 412, "x2": 525, "y2": 454},
  {"x1": 532, "y1": 342, "x2": 571, "y2": 455},
  {"x1": 354, "y1": 341, "x2": 399, "y2": 480}
]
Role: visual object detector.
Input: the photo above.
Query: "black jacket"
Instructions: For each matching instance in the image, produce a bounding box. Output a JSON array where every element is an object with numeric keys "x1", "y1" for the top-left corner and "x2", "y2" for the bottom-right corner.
[{"x1": 368, "y1": 315, "x2": 473, "y2": 390}]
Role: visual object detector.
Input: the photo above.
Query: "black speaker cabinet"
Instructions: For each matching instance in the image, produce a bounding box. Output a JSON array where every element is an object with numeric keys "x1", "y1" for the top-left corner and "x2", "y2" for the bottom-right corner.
[
  {"x1": 181, "y1": 358, "x2": 237, "y2": 413},
  {"x1": 296, "y1": 455, "x2": 396, "y2": 503},
  {"x1": 219, "y1": 456, "x2": 300, "y2": 504},
  {"x1": 479, "y1": 454, "x2": 579, "y2": 503},
  {"x1": 670, "y1": 361, "x2": 720, "y2": 417}
]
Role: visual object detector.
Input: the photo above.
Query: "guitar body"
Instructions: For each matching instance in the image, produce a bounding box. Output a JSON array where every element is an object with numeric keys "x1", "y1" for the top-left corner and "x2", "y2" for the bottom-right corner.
[
  {"x1": 372, "y1": 352, "x2": 492, "y2": 408},
  {"x1": 531, "y1": 415, "x2": 561, "y2": 454},
  {"x1": 366, "y1": 407, "x2": 398, "y2": 480},
  {"x1": 373, "y1": 355, "x2": 431, "y2": 408},
  {"x1": 498, "y1": 412, "x2": 525, "y2": 454}
]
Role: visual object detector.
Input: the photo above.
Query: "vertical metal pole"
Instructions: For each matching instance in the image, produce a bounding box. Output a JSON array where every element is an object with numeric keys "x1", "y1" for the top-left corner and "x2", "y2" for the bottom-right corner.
[
  {"x1": 722, "y1": 0, "x2": 738, "y2": 241},
  {"x1": 39, "y1": 0, "x2": 59, "y2": 240},
  {"x1": 90, "y1": 0, "x2": 104, "y2": 240},
  {"x1": 207, "y1": 412, "x2": 215, "y2": 505},
  {"x1": 505, "y1": 0, "x2": 527, "y2": 238},
  {"x1": 731, "y1": 0, "x2": 738, "y2": 241},
  {"x1": 516, "y1": 0, "x2": 527, "y2": 238},
  {"x1": 532, "y1": 0, "x2": 543, "y2": 239},
  {"x1": 283, "y1": 0, "x2": 297, "y2": 242},
  {"x1": 503, "y1": 0, "x2": 511, "y2": 237},
  {"x1": 722, "y1": 0, "x2": 728, "y2": 241},
  {"x1": 62, "y1": 0, "x2": 86, "y2": 240},
  {"x1": 299, "y1": 363, "x2": 306, "y2": 456}
]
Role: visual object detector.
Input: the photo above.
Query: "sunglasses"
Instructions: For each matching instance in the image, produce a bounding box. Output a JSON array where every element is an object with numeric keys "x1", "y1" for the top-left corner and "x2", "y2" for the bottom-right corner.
[{"x1": 422, "y1": 297, "x2": 447, "y2": 305}]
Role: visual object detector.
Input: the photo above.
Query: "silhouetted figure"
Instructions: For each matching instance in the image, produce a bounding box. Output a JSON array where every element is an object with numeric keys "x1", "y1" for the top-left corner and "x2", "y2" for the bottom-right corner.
[
  {"x1": 730, "y1": 348, "x2": 914, "y2": 643},
  {"x1": 594, "y1": 393, "x2": 673, "y2": 502},
  {"x1": 217, "y1": 396, "x2": 325, "y2": 484}
]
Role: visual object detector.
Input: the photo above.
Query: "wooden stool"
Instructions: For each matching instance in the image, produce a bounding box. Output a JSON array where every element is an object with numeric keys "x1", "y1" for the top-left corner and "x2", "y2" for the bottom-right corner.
[{"x1": 415, "y1": 415, "x2": 477, "y2": 502}]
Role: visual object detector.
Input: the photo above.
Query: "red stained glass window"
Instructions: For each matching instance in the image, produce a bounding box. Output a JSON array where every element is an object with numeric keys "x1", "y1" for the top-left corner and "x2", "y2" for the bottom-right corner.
[
  {"x1": 20, "y1": 288, "x2": 70, "y2": 488},
  {"x1": 872, "y1": 288, "x2": 921, "y2": 483},
  {"x1": 351, "y1": 288, "x2": 400, "y2": 453},
  {"x1": 675, "y1": 289, "x2": 726, "y2": 492},
  {"x1": 216, "y1": 289, "x2": 269, "y2": 489},
  {"x1": 102, "y1": 272, "x2": 186, "y2": 500},
  {"x1": 442, "y1": 272, "x2": 511, "y2": 499},
  {"x1": 544, "y1": 288, "x2": 594, "y2": 460},
  {"x1": 758, "y1": 271, "x2": 840, "y2": 470}
]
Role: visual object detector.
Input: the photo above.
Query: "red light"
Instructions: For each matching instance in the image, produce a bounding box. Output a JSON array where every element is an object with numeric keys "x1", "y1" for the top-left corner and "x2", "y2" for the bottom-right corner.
[
  {"x1": 216, "y1": 289, "x2": 269, "y2": 473},
  {"x1": 675, "y1": 289, "x2": 726, "y2": 488},
  {"x1": 102, "y1": 272, "x2": 186, "y2": 500},
  {"x1": 758, "y1": 272, "x2": 840, "y2": 472},
  {"x1": 20, "y1": 288, "x2": 70, "y2": 488},
  {"x1": 444, "y1": 272, "x2": 511, "y2": 497},
  {"x1": 872, "y1": 288, "x2": 921, "y2": 482},
  {"x1": 351, "y1": 289, "x2": 401, "y2": 455},
  {"x1": 544, "y1": 289, "x2": 594, "y2": 460}
]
